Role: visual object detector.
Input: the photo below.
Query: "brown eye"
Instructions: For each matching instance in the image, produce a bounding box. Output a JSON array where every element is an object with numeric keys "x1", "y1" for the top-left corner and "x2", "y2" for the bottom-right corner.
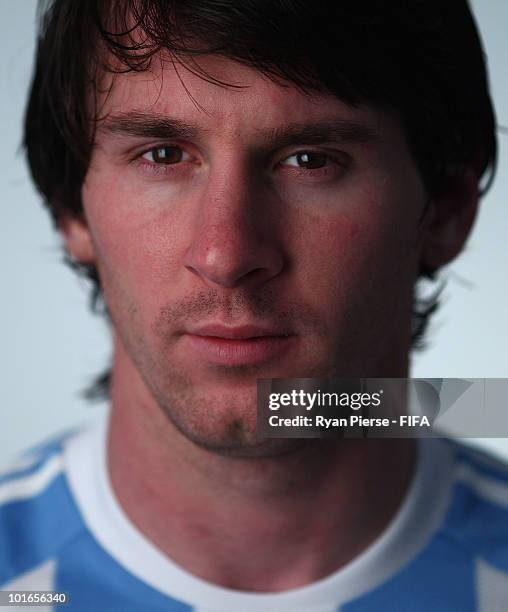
[
  {"x1": 283, "y1": 151, "x2": 330, "y2": 169},
  {"x1": 143, "y1": 146, "x2": 187, "y2": 164}
]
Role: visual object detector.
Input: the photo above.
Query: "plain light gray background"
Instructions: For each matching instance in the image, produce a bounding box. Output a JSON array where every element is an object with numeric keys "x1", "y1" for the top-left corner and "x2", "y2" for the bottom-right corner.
[{"x1": 1, "y1": 1, "x2": 507, "y2": 466}]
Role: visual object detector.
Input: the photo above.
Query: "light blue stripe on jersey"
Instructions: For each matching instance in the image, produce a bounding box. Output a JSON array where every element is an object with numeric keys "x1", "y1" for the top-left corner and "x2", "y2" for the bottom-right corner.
[
  {"x1": 0, "y1": 470, "x2": 83, "y2": 585},
  {"x1": 54, "y1": 529, "x2": 192, "y2": 611},
  {"x1": 454, "y1": 444, "x2": 508, "y2": 484},
  {"x1": 447, "y1": 472, "x2": 508, "y2": 573},
  {"x1": 341, "y1": 531, "x2": 476, "y2": 611}
]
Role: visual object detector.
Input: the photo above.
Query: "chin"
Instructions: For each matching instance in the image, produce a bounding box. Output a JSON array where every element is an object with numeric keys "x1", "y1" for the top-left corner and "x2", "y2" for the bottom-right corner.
[
  {"x1": 154, "y1": 383, "x2": 303, "y2": 458},
  {"x1": 181, "y1": 430, "x2": 308, "y2": 459}
]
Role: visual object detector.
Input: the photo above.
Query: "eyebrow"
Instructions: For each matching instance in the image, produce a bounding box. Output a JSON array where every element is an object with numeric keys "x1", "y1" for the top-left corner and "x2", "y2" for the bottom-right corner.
[
  {"x1": 99, "y1": 112, "x2": 203, "y2": 140},
  {"x1": 263, "y1": 120, "x2": 381, "y2": 148},
  {"x1": 99, "y1": 111, "x2": 381, "y2": 147}
]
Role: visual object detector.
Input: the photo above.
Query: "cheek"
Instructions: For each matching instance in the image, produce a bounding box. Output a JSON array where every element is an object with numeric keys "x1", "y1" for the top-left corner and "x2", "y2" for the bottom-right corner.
[
  {"x1": 300, "y1": 211, "x2": 416, "y2": 278},
  {"x1": 292, "y1": 184, "x2": 423, "y2": 327},
  {"x1": 81, "y1": 175, "x2": 187, "y2": 315}
]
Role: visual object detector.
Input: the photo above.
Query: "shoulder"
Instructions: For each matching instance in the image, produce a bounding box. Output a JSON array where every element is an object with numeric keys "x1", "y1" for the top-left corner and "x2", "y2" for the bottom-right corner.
[
  {"x1": 0, "y1": 430, "x2": 86, "y2": 588},
  {"x1": 442, "y1": 439, "x2": 508, "y2": 571}
]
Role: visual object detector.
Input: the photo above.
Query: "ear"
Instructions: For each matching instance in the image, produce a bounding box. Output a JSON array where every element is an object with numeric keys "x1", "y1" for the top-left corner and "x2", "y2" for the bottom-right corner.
[
  {"x1": 59, "y1": 215, "x2": 96, "y2": 264},
  {"x1": 421, "y1": 168, "x2": 480, "y2": 270}
]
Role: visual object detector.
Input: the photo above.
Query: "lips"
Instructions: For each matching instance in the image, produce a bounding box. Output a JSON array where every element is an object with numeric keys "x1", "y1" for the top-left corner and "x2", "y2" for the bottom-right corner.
[
  {"x1": 187, "y1": 324, "x2": 290, "y2": 340},
  {"x1": 182, "y1": 324, "x2": 293, "y2": 366}
]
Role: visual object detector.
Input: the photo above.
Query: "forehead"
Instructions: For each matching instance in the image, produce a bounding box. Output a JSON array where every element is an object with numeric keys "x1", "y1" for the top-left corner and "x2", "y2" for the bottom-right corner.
[{"x1": 95, "y1": 54, "x2": 394, "y2": 140}]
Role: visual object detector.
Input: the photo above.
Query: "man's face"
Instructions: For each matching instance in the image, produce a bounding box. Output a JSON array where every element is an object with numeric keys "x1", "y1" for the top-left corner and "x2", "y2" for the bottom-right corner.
[{"x1": 75, "y1": 56, "x2": 428, "y2": 453}]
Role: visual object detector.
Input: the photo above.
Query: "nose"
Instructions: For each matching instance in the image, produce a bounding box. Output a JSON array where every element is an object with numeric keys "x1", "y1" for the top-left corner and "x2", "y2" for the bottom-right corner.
[{"x1": 183, "y1": 168, "x2": 285, "y2": 289}]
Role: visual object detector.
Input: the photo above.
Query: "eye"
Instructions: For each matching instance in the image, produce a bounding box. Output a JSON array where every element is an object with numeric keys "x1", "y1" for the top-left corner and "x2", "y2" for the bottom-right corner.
[
  {"x1": 141, "y1": 146, "x2": 191, "y2": 164},
  {"x1": 281, "y1": 151, "x2": 331, "y2": 170}
]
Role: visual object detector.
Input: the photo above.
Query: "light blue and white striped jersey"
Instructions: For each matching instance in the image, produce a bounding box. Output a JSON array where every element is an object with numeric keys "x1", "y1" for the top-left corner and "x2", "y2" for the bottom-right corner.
[{"x1": 1, "y1": 415, "x2": 508, "y2": 612}]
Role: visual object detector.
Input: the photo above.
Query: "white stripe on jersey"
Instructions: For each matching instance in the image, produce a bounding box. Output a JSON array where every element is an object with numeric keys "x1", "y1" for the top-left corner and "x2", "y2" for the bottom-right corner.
[
  {"x1": 0, "y1": 455, "x2": 42, "y2": 479},
  {"x1": 476, "y1": 558, "x2": 508, "y2": 612},
  {"x1": 458, "y1": 444, "x2": 508, "y2": 475},
  {"x1": 455, "y1": 462, "x2": 508, "y2": 509},
  {"x1": 1, "y1": 559, "x2": 56, "y2": 612},
  {"x1": 0, "y1": 455, "x2": 63, "y2": 505}
]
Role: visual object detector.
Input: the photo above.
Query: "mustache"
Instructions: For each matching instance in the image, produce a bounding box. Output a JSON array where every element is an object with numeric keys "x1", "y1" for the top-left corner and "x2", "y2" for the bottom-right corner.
[{"x1": 152, "y1": 289, "x2": 324, "y2": 336}]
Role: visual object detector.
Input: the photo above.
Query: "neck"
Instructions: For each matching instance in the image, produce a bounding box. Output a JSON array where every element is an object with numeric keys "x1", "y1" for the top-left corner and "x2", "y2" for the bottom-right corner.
[{"x1": 108, "y1": 342, "x2": 416, "y2": 592}]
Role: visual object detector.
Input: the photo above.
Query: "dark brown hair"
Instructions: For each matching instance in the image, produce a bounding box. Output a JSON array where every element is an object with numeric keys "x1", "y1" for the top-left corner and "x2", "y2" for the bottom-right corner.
[{"x1": 23, "y1": 0, "x2": 497, "y2": 398}]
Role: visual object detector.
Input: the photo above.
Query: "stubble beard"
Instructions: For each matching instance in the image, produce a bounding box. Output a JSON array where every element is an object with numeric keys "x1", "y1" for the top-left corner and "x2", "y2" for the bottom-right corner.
[{"x1": 114, "y1": 288, "x2": 329, "y2": 458}]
